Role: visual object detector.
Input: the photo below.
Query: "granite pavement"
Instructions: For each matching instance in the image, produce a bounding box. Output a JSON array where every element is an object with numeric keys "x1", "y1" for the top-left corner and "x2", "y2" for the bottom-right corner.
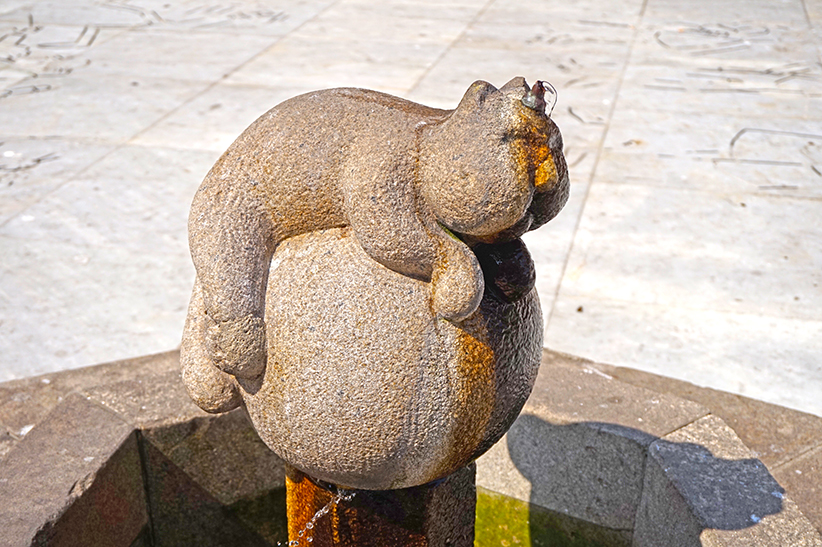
[{"x1": 0, "y1": 0, "x2": 820, "y2": 416}]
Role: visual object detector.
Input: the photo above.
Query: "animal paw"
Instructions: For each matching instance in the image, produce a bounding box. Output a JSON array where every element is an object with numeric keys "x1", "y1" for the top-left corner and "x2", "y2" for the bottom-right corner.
[
  {"x1": 181, "y1": 355, "x2": 243, "y2": 413},
  {"x1": 431, "y1": 245, "x2": 484, "y2": 322},
  {"x1": 472, "y1": 238, "x2": 535, "y2": 303},
  {"x1": 206, "y1": 314, "x2": 267, "y2": 379}
]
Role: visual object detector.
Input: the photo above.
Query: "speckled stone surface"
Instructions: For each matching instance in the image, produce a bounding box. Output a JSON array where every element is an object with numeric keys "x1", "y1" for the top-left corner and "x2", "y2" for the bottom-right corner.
[
  {"x1": 1, "y1": 350, "x2": 821, "y2": 544},
  {"x1": 185, "y1": 77, "x2": 566, "y2": 381},
  {"x1": 181, "y1": 79, "x2": 568, "y2": 489},
  {"x1": 186, "y1": 226, "x2": 543, "y2": 490}
]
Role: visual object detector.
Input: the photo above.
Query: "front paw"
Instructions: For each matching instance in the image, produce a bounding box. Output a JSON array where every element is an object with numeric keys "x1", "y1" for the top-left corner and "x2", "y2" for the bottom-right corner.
[
  {"x1": 206, "y1": 314, "x2": 267, "y2": 379},
  {"x1": 432, "y1": 257, "x2": 484, "y2": 322}
]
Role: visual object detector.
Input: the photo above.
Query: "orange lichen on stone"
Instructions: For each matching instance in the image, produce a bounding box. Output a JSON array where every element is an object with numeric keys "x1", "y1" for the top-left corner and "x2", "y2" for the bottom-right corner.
[
  {"x1": 535, "y1": 155, "x2": 558, "y2": 191},
  {"x1": 438, "y1": 328, "x2": 497, "y2": 477}
]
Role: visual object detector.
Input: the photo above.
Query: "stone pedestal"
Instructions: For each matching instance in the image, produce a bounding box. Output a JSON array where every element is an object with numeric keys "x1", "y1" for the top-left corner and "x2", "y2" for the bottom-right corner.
[{"x1": 285, "y1": 464, "x2": 476, "y2": 547}]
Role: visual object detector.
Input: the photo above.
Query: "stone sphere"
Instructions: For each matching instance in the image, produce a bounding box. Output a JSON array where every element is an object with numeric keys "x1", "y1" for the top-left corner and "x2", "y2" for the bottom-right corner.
[{"x1": 239, "y1": 227, "x2": 542, "y2": 490}]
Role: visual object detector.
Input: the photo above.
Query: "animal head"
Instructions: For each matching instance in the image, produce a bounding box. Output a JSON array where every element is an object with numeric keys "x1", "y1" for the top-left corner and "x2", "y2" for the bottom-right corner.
[{"x1": 420, "y1": 77, "x2": 569, "y2": 243}]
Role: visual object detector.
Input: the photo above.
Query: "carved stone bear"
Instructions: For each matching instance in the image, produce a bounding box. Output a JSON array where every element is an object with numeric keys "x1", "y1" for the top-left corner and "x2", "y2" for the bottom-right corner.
[{"x1": 183, "y1": 77, "x2": 569, "y2": 414}]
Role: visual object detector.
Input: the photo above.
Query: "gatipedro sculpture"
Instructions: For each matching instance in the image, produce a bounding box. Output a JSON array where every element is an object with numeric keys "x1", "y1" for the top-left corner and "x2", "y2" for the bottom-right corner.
[{"x1": 181, "y1": 77, "x2": 568, "y2": 493}]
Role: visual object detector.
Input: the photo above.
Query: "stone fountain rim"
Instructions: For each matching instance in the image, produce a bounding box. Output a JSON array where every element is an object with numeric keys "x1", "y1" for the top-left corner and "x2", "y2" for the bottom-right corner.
[{"x1": 0, "y1": 349, "x2": 820, "y2": 546}]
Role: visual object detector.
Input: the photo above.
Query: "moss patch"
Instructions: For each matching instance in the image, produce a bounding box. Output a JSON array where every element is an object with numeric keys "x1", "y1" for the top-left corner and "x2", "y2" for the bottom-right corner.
[{"x1": 475, "y1": 487, "x2": 628, "y2": 547}]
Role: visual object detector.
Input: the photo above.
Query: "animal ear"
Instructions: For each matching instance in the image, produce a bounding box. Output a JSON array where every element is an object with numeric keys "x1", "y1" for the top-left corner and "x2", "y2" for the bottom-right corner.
[
  {"x1": 500, "y1": 76, "x2": 529, "y2": 94},
  {"x1": 454, "y1": 80, "x2": 498, "y2": 113}
]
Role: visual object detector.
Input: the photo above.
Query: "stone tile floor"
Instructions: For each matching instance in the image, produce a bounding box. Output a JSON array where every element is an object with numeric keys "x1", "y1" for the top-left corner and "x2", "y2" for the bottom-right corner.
[{"x1": 0, "y1": 0, "x2": 820, "y2": 416}]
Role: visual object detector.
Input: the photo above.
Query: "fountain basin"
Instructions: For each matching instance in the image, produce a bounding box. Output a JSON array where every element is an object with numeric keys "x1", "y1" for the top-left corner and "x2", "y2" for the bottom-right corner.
[{"x1": 1, "y1": 351, "x2": 820, "y2": 546}]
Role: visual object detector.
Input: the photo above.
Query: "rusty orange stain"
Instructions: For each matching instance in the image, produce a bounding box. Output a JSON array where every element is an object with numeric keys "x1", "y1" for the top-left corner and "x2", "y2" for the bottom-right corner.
[
  {"x1": 512, "y1": 110, "x2": 560, "y2": 195},
  {"x1": 534, "y1": 155, "x2": 558, "y2": 190},
  {"x1": 286, "y1": 465, "x2": 431, "y2": 546}
]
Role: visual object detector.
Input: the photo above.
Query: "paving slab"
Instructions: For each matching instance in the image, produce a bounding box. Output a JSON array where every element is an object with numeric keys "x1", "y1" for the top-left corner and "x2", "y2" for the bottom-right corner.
[
  {"x1": 555, "y1": 183, "x2": 822, "y2": 321},
  {"x1": 773, "y1": 445, "x2": 822, "y2": 534},
  {"x1": 586, "y1": 355, "x2": 822, "y2": 470},
  {"x1": 0, "y1": 2, "x2": 148, "y2": 27},
  {"x1": 224, "y1": 34, "x2": 448, "y2": 94},
  {"x1": 479, "y1": 0, "x2": 645, "y2": 26},
  {"x1": 298, "y1": 2, "x2": 472, "y2": 43},
  {"x1": 143, "y1": 409, "x2": 286, "y2": 506},
  {"x1": 476, "y1": 350, "x2": 708, "y2": 532},
  {"x1": 580, "y1": 351, "x2": 822, "y2": 534},
  {"x1": 76, "y1": 354, "x2": 286, "y2": 506},
  {"x1": 0, "y1": 0, "x2": 820, "y2": 421},
  {"x1": 643, "y1": 0, "x2": 809, "y2": 27},
  {"x1": 0, "y1": 235, "x2": 195, "y2": 377},
  {"x1": 547, "y1": 298, "x2": 822, "y2": 416},
  {"x1": 616, "y1": 63, "x2": 822, "y2": 119},
  {"x1": 0, "y1": 74, "x2": 207, "y2": 142},
  {"x1": 131, "y1": 83, "x2": 312, "y2": 152},
  {"x1": 0, "y1": 138, "x2": 115, "y2": 225},
  {"x1": 1, "y1": 145, "x2": 219, "y2": 248},
  {"x1": 545, "y1": 0, "x2": 822, "y2": 418},
  {"x1": 0, "y1": 351, "x2": 179, "y2": 454},
  {"x1": 0, "y1": 21, "x2": 124, "y2": 90},
  {"x1": 0, "y1": 347, "x2": 819, "y2": 544},
  {"x1": 80, "y1": 28, "x2": 276, "y2": 81},
  {"x1": 105, "y1": 0, "x2": 335, "y2": 37},
  {"x1": 82, "y1": 367, "x2": 206, "y2": 431}
]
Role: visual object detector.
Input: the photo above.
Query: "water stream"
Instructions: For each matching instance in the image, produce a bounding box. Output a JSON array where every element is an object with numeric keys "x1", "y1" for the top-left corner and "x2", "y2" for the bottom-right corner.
[{"x1": 278, "y1": 488, "x2": 357, "y2": 546}]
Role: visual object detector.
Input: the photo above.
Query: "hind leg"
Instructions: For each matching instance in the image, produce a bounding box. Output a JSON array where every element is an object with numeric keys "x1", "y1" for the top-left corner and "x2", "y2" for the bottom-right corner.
[{"x1": 181, "y1": 279, "x2": 243, "y2": 413}]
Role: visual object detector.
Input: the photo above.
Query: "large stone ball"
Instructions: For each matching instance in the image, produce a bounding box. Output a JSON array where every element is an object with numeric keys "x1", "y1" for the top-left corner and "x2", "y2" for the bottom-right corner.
[{"x1": 239, "y1": 227, "x2": 542, "y2": 490}]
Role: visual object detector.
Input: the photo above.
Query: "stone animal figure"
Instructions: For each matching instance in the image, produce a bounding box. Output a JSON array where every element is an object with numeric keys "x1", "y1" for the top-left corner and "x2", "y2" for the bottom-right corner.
[{"x1": 184, "y1": 77, "x2": 569, "y2": 410}]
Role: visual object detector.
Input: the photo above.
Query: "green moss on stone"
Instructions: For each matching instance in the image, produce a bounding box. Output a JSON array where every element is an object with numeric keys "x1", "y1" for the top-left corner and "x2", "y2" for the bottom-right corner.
[{"x1": 475, "y1": 487, "x2": 624, "y2": 547}]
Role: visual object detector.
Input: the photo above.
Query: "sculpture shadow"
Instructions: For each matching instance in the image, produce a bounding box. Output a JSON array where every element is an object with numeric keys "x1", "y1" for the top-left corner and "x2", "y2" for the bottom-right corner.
[{"x1": 506, "y1": 414, "x2": 785, "y2": 544}]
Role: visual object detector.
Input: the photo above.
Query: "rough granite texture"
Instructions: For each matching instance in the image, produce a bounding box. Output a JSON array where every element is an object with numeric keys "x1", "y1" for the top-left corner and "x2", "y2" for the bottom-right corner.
[
  {"x1": 476, "y1": 351, "x2": 822, "y2": 545},
  {"x1": 773, "y1": 445, "x2": 822, "y2": 536},
  {"x1": 0, "y1": 352, "x2": 181, "y2": 449},
  {"x1": 1, "y1": 351, "x2": 821, "y2": 545},
  {"x1": 0, "y1": 393, "x2": 146, "y2": 547},
  {"x1": 589, "y1": 357, "x2": 822, "y2": 470},
  {"x1": 477, "y1": 350, "x2": 708, "y2": 532},
  {"x1": 141, "y1": 439, "x2": 272, "y2": 547},
  {"x1": 182, "y1": 78, "x2": 569, "y2": 489},
  {"x1": 578, "y1": 352, "x2": 822, "y2": 534}
]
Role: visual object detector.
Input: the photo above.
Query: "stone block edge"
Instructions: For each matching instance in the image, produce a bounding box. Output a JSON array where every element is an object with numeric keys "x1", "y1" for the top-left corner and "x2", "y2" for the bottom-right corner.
[{"x1": 1, "y1": 348, "x2": 819, "y2": 543}]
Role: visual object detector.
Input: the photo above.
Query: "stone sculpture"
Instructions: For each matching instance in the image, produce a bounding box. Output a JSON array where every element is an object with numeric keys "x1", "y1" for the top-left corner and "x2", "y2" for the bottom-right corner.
[{"x1": 181, "y1": 77, "x2": 569, "y2": 490}]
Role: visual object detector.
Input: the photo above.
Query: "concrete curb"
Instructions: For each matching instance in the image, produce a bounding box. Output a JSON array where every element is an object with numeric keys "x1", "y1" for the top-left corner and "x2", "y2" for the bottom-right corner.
[
  {"x1": 0, "y1": 349, "x2": 820, "y2": 546},
  {"x1": 477, "y1": 350, "x2": 822, "y2": 546}
]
